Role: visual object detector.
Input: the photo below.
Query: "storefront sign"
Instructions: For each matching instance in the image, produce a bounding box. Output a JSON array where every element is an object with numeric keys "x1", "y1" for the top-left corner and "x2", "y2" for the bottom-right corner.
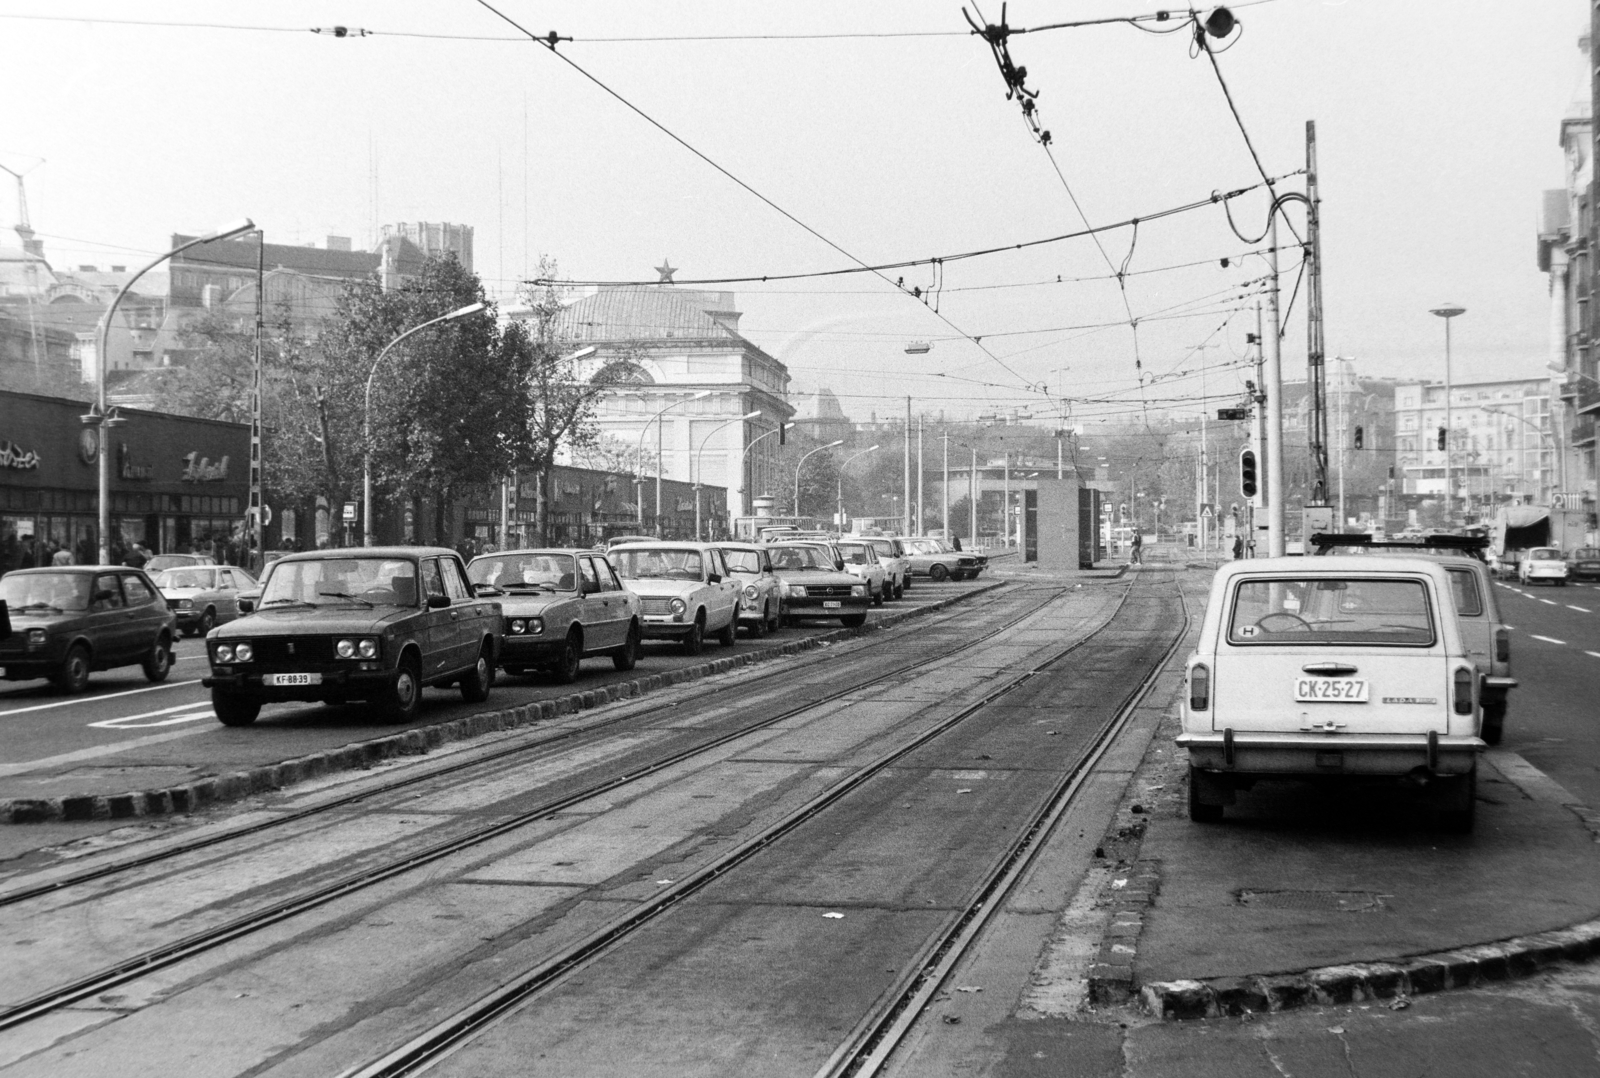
[
  {"x1": 118, "y1": 442, "x2": 152, "y2": 480},
  {"x1": 181, "y1": 452, "x2": 230, "y2": 482},
  {"x1": 0, "y1": 439, "x2": 41, "y2": 470}
]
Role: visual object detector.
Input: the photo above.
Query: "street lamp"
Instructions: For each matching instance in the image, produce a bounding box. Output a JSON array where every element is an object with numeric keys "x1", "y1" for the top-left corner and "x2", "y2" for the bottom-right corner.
[
  {"x1": 694, "y1": 410, "x2": 761, "y2": 540},
  {"x1": 794, "y1": 439, "x2": 844, "y2": 520},
  {"x1": 363, "y1": 301, "x2": 487, "y2": 545},
  {"x1": 836, "y1": 444, "x2": 880, "y2": 532},
  {"x1": 92, "y1": 217, "x2": 255, "y2": 564},
  {"x1": 1430, "y1": 304, "x2": 1466, "y2": 523},
  {"x1": 634, "y1": 390, "x2": 712, "y2": 535}
]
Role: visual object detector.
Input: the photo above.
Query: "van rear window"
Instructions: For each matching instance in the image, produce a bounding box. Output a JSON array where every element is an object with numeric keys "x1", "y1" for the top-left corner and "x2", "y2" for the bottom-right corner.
[
  {"x1": 1446, "y1": 568, "x2": 1483, "y2": 617},
  {"x1": 1228, "y1": 578, "x2": 1435, "y2": 646}
]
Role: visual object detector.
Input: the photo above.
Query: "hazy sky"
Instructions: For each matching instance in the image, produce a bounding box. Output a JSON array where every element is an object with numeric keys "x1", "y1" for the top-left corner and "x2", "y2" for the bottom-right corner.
[{"x1": 0, "y1": 1, "x2": 1584, "y2": 427}]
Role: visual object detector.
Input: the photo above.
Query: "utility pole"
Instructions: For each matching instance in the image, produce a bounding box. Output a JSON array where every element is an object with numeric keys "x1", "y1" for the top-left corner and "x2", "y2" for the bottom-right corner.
[
  {"x1": 1266, "y1": 214, "x2": 1287, "y2": 557},
  {"x1": 942, "y1": 429, "x2": 950, "y2": 537},
  {"x1": 1252, "y1": 302, "x2": 1266, "y2": 554},
  {"x1": 969, "y1": 446, "x2": 978, "y2": 545},
  {"x1": 903, "y1": 396, "x2": 912, "y2": 537},
  {"x1": 1305, "y1": 120, "x2": 1329, "y2": 505},
  {"x1": 250, "y1": 230, "x2": 264, "y2": 567},
  {"x1": 916, "y1": 414, "x2": 924, "y2": 535}
]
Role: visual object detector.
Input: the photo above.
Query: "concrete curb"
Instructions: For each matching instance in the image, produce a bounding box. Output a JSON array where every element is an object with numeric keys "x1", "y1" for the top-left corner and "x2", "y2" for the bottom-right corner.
[
  {"x1": 1, "y1": 580, "x2": 1006, "y2": 825},
  {"x1": 1138, "y1": 920, "x2": 1600, "y2": 1019}
]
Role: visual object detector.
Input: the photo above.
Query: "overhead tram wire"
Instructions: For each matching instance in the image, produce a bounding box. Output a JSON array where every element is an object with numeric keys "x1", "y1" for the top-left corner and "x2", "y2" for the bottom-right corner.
[{"x1": 472, "y1": 0, "x2": 1039, "y2": 391}]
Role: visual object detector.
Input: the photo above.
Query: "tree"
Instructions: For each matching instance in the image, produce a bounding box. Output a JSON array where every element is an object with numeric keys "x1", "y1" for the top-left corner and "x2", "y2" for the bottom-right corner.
[{"x1": 514, "y1": 262, "x2": 619, "y2": 545}]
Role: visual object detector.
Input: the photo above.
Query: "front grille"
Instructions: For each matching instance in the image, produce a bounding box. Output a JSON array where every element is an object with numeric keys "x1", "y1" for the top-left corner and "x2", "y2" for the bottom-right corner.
[
  {"x1": 640, "y1": 598, "x2": 674, "y2": 615},
  {"x1": 247, "y1": 637, "x2": 337, "y2": 663},
  {"x1": 166, "y1": 599, "x2": 181, "y2": 611},
  {"x1": 805, "y1": 585, "x2": 855, "y2": 599}
]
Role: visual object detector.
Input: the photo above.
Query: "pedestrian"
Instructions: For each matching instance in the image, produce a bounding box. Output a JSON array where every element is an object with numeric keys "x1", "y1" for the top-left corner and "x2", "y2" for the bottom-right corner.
[
  {"x1": 1130, "y1": 531, "x2": 1143, "y2": 566},
  {"x1": 51, "y1": 545, "x2": 72, "y2": 566},
  {"x1": 1232, "y1": 534, "x2": 1244, "y2": 560},
  {"x1": 123, "y1": 542, "x2": 147, "y2": 569}
]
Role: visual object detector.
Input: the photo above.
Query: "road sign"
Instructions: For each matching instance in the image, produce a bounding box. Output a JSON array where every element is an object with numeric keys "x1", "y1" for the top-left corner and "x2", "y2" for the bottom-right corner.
[
  {"x1": 1201, "y1": 505, "x2": 1214, "y2": 518},
  {"x1": 1217, "y1": 407, "x2": 1250, "y2": 421},
  {"x1": 342, "y1": 501, "x2": 357, "y2": 522}
]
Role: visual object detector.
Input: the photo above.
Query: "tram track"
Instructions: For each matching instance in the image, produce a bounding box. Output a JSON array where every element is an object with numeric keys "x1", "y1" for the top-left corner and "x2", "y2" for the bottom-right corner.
[
  {"x1": 0, "y1": 581, "x2": 1042, "y2": 911},
  {"x1": 0, "y1": 580, "x2": 1102, "y2": 1035},
  {"x1": 336, "y1": 577, "x2": 1183, "y2": 1078}
]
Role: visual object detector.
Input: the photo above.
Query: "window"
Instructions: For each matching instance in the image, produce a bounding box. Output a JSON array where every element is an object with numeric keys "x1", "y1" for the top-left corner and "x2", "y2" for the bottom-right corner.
[
  {"x1": 578, "y1": 557, "x2": 600, "y2": 593},
  {"x1": 595, "y1": 557, "x2": 623, "y2": 591},
  {"x1": 1446, "y1": 569, "x2": 1483, "y2": 617},
  {"x1": 94, "y1": 574, "x2": 126, "y2": 609},
  {"x1": 121, "y1": 575, "x2": 155, "y2": 605},
  {"x1": 442, "y1": 558, "x2": 471, "y2": 601},
  {"x1": 421, "y1": 559, "x2": 447, "y2": 602},
  {"x1": 1228, "y1": 577, "x2": 1435, "y2": 646}
]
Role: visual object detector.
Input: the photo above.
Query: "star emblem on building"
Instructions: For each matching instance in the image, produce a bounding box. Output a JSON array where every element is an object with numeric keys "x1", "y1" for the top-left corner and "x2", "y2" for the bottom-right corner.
[{"x1": 655, "y1": 259, "x2": 677, "y2": 283}]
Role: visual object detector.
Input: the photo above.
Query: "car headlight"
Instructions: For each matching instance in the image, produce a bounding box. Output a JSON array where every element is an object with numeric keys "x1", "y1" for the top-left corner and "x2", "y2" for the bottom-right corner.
[
  {"x1": 509, "y1": 618, "x2": 526, "y2": 634},
  {"x1": 216, "y1": 642, "x2": 251, "y2": 663},
  {"x1": 234, "y1": 643, "x2": 253, "y2": 662},
  {"x1": 336, "y1": 638, "x2": 356, "y2": 658},
  {"x1": 215, "y1": 644, "x2": 234, "y2": 663},
  {"x1": 358, "y1": 638, "x2": 378, "y2": 659},
  {"x1": 851, "y1": 585, "x2": 866, "y2": 597},
  {"x1": 743, "y1": 584, "x2": 759, "y2": 599},
  {"x1": 336, "y1": 638, "x2": 378, "y2": 659},
  {"x1": 669, "y1": 598, "x2": 687, "y2": 615},
  {"x1": 177, "y1": 598, "x2": 193, "y2": 609},
  {"x1": 26, "y1": 628, "x2": 48, "y2": 650},
  {"x1": 527, "y1": 617, "x2": 544, "y2": 635},
  {"x1": 789, "y1": 585, "x2": 806, "y2": 598}
]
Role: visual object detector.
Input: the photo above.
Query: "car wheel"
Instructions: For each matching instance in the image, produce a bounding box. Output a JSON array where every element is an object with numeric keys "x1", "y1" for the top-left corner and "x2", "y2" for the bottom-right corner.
[
  {"x1": 1437, "y1": 766, "x2": 1477, "y2": 834},
  {"x1": 747, "y1": 612, "x2": 767, "y2": 638},
  {"x1": 766, "y1": 603, "x2": 781, "y2": 634},
  {"x1": 681, "y1": 614, "x2": 705, "y2": 656},
  {"x1": 142, "y1": 635, "x2": 172, "y2": 683},
  {"x1": 212, "y1": 690, "x2": 261, "y2": 727},
  {"x1": 551, "y1": 629, "x2": 583, "y2": 683},
  {"x1": 374, "y1": 655, "x2": 422, "y2": 723},
  {"x1": 841, "y1": 612, "x2": 867, "y2": 628},
  {"x1": 872, "y1": 586, "x2": 884, "y2": 607},
  {"x1": 929, "y1": 564, "x2": 949, "y2": 583},
  {"x1": 1481, "y1": 700, "x2": 1506, "y2": 746},
  {"x1": 716, "y1": 614, "x2": 737, "y2": 647},
  {"x1": 197, "y1": 608, "x2": 216, "y2": 635},
  {"x1": 51, "y1": 644, "x2": 91, "y2": 694},
  {"x1": 1188, "y1": 766, "x2": 1225, "y2": 822},
  {"x1": 894, "y1": 582, "x2": 904, "y2": 601},
  {"x1": 459, "y1": 644, "x2": 494, "y2": 703},
  {"x1": 613, "y1": 620, "x2": 641, "y2": 671}
]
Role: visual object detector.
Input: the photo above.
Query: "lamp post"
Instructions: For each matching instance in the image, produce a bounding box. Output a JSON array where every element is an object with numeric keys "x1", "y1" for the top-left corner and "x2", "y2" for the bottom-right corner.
[
  {"x1": 739, "y1": 421, "x2": 794, "y2": 521},
  {"x1": 1431, "y1": 304, "x2": 1466, "y2": 523},
  {"x1": 794, "y1": 439, "x2": 844, "y2": 520},
  {"x1": 836, "y1": 444, "x2": 880, "y2": 532},
  {"x1": 634, "y1": 390, "x2": 712, "y2": 535},
  {"x1": 363, "y1": 301, "x2": 487, "y2": 546},
  {"x1": 92, "y1": 218, "x2": 255, "y2": 564},
  {"x1": 694, "y1": 410, "x2": 761, "y2": 540}
]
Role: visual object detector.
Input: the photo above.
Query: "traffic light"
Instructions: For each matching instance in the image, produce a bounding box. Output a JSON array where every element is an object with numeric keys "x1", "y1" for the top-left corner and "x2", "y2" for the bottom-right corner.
[
  {"x1": 1239, "y1": 448, "x2": 1258, "y2": 499},
  {"x1": 1437, "y1": 427, "x2": 1447, "y2": 451},
  {"x1": 1353, "y1": 426, "x2": 1363, "y2": 450}
]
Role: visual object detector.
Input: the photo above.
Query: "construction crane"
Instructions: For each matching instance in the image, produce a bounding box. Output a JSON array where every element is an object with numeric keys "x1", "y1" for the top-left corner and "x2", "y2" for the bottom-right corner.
[{"x1": 0, "y1": 159, "x2": 45, "y2": 369}]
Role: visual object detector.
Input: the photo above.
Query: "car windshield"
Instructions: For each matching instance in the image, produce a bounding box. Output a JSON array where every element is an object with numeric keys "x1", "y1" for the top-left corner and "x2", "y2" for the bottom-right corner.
[
  {"x1": 867, "y1": 540, "x2": 894, "y2": 557},
  {"x1": 613, "y1": 548, "x2": 704, "y2": 580},
  {"x1": 1529, "y1": 549, "x2": 1561, "y2": 561},
  {"x1": 1228, "y1": 577, "x2": 1436, "y2": 646},
  {"x1": 721, "y1": 549, "x2": 763, "y2": 574},
  {"x1": 469, "y1": 553, "x2": 577, "y2": 591},
  {"x1": 259, "y1": 557, "x2": 418, "y2": 607},
  {"x1": 769, "y1": 546, "x2": 835, "y2": 571},
  {"x1": 837, "y1": 545, "x2": 872, "y2": 565},
  {"x1": 905, "y1": 539, "x2": 940, "y2": 555},
  {"x1": 155, "y1": 569, "x2": 215, "y2": 589},
  {"x1": 145, "y1": 555, "x2": 200, "y2": 572},
  {"x1": 0, "y1": 572, "x2": 92, "y2": 612}
]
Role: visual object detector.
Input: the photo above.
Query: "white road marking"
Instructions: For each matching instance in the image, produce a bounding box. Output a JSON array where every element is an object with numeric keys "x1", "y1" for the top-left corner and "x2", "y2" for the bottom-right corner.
[
  {"x1": 0, "y1": 727, "x2": 211, "y2": 779},
  {"x1": 1540, "y1": 599, "x2": 1559, "y2": 606},
  {"x1": 87, "y1": 702, "x2": 217, "y2": 730},
  {"x1": 1567, "y1": 605, "x2": 1591, "y2": 613},
  {"x1": 0, "y1": 679, "x2": 202, "y2": 718},
  {"x1": 1530, "y1": 634, "x2": 1567, "y2": 645},
  {"x1": 1587, "y1": 651, "x2": 1600, "y2": 659}
]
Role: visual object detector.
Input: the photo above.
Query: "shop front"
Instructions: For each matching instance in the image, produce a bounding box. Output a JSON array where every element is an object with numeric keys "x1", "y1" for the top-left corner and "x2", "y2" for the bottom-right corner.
[{"x1": 1, "y1": 390, "x2": 250, "y2": 571}]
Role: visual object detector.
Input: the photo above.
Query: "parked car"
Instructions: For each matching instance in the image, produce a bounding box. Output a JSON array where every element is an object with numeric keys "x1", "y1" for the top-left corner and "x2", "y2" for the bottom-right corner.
[
  {"x1": 834, "y1": 539, "x2": 889, "y2": 606},
  {"x1": 202, "y1": 546, "x2": 501, "y2": 726},
  {"x1": 144, "y1": 553, "x2": 217, "y2": 574},
  {"x1": 861, "y1": 536, "x2": 910, "y2": 599},
  {"x1": 902, "y1": 537, "x2": 979, "y2": 582},
  {"x1": 467, "y1": 548, "x2": 642, "y2": 682},
  {"x1": 715, "y1": 542, "x2": 784, "y2": 637},
  {"x1": 1178, "y1": 556, "x2": 1485, "y2": 831},
  {"x1": 1570, "y1": 547, "x2": 1600, "y2": 582},
  {"x1": 603, "y1": 534, "x2": 655, "y2": 552},
  {"x1": 609, "y1": 542, "x2": 740, "y2": 654},
  {"x1": 1519, "y1": 546, "x2": 1569, "y2": 586},
  {"x1": 153, "y1": 565, "x2": 259, "y2": 636},
  {"x1": 0, "y1": 566, "x2": 176, "y2": 693},
  {"x1": 767, "y1": 542, "x2": 870, "y2": 627}
]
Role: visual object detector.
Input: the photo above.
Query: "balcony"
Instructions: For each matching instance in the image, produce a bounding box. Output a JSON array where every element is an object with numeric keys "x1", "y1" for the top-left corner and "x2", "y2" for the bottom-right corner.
[{"x1": 1576, "y1": 375, "x2": 1600, "y2": 417}]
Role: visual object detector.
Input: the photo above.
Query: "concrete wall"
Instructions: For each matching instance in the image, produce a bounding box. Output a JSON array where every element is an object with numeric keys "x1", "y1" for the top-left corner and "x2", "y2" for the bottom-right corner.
[{"x1": 1035, "y1": 477, "x2": 1081, "y2": 569}]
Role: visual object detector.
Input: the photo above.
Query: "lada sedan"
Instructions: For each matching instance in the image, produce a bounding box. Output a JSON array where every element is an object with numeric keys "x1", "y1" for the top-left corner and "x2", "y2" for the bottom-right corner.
[
  {"x1": 0, "y1": 567, "x2": 175, "y2": 693},
  {"x1": 1178, "y1": 556, "x2": 1484, "y2": 832},
  {"x1": 861, "y1": 536, "x2": 910, "y2": 599},
  {"x1": 153, "y1": 565, "x2": 258, "y2": 636},
  {"x1": 902, "y1": 537, "x2": 978, "y2": 582},
  {"x1": 768, "y1": 542, "x2": 870, "y2": 627},
  {"x1": 610, "y1": 542, "x2": 739, "y2": 655},
  {"x1": 202, "y1": 547, "x2": 501, "y2": 726},
  {"x1": 835, "y1": 539, "x2": 890, "y2": 606},
  {"x1": 1519, "y1": 547, "x2": 1569, "y2": 586},
  {"x1": 467, "y1": 548, "x2": 642, "y2": 682},
  {"x1": 715, "y1": 542, "x2": 784, "y2": 637}
]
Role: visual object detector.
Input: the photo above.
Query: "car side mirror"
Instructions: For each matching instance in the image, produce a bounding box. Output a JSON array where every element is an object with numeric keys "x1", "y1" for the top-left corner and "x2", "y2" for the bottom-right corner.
[
  {"x1": 237, "y1": 598, "x2": 254, "y2": 614},
  {"x1": 835, "y1": 560, "x2": 846, "y2": 572},
  {"x1": 427, "y1": 594, "x2": 452, "y2": 609},
  {"x1": 707, "y1": 573, "x2": 722, "y2": 585}
]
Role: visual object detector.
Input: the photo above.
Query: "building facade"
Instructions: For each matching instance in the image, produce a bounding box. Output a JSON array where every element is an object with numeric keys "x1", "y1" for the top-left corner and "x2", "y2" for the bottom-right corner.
[
  {"x1": 546, "y1": 280, "x2": 794, "y2": 521},
  {"x1": 1393, "y1": 378, "x2": 1556, "y2": 509}
]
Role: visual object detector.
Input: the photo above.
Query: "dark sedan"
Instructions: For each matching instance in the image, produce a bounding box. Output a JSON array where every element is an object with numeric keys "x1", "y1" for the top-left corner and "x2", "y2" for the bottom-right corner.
[
  {"x1": 1570, "y1": 547, "x2": 1600, "y2": 582},
  {"x1": 203, "y1": 546, "x2": 501, "y2": 726},
  {"x1": 0, "y1": 566, "x2": 175, "y2": 693}
]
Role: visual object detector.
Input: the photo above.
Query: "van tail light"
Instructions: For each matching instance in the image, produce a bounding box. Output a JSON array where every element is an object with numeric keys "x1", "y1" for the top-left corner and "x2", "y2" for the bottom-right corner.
[
  {"x1": 1453, "y1": 666, "x2": 1474, "y2": 715},
  {"x1": 1189, "y1": 663, "x2": 1210, "y2": 711},
  {"x1": 1495, "y1": 628, "x2": 1509, "y2": 663}
]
